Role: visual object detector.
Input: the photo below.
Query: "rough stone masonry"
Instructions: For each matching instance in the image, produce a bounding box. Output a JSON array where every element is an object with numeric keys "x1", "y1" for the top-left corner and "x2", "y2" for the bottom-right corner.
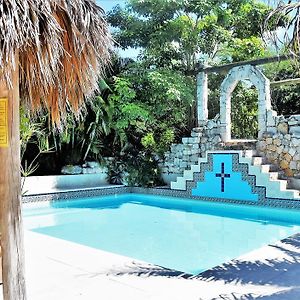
[{"x1": 162, "y1": 65, "x2": 300, "y2": 184}]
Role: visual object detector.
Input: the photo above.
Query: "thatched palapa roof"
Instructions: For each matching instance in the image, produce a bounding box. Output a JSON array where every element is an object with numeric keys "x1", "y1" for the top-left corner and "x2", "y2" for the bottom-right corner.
[{"x1": 0, "y1": 0, "x2": 112, "y2": 123}]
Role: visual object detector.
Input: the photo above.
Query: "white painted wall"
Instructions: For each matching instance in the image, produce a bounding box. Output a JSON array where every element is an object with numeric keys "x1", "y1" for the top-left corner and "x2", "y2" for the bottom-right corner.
[{"x1": 22, "y1": 173, "x2": 109, "y2": 195}]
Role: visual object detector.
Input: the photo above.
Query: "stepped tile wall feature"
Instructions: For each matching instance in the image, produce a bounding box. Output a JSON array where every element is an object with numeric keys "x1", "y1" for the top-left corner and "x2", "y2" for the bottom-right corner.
[
  {"x1": 164, "y1": 63, "x2": 300, "y2": 187},
  {"x1": 172, "y1": 150, "x2": 300, "y2": 203},
  {"x1": 191, "y1": 153, "x2": 259, "y2": 202}
]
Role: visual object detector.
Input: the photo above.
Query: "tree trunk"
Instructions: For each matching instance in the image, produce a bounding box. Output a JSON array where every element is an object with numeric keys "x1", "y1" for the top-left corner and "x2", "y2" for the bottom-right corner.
[{"x1": 0, "y1": 54, "x2": 27, "y2": 299}]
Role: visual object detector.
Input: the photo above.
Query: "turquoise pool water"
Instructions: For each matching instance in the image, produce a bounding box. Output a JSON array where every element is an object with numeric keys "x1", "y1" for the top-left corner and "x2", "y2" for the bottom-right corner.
[{"x1": 23, "y1": 194, "x2": 300, "y2": 274}]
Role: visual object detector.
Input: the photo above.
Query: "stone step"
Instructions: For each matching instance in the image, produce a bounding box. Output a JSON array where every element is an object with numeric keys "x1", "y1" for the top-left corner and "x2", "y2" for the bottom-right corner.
[
  {"x1": 190, "y1": 164, "x2": 200, "y2": 173},
  {"x1": 242, "y1": 150, "x2": 258, "y2": 158},
  {"x1": 271, "y1": 188, "x2": 300, "y2": 200},
  {"x1": 268, "y1": 172, "x2": 279, "y2": 181},
  {"x1": 183, "y1": 169, "x2": 194, "y2": 181},
  {"x1": 259, "y1": 164, "x2": 271, "y2": 173},
  {"x1": 170, "y1": 177, "x2": 186, "y2": 190},
  {"x1": 239, "y1": 156, "x2": 299, "y2": 199},
  {"x1": 254, "y1": 173, "x2": 287, "y2": 189},
  {"x1": 171, "y1": 156, "x2": 211, "y2": 190},
  {"x1": 252, "y1": 156, "x2": 267, "y2": 166},
  {"x1": 275, "y1": 179, "x2": 288, "y2": 190},
  {"x1": 286, "y1": 189, "x2": 300, "y2": 198}
]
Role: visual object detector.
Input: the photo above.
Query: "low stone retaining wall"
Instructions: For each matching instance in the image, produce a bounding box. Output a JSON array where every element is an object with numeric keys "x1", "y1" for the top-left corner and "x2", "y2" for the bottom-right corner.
[
  {"x1": 162, "y1": 118, "x2": 221, "y2": 182},
  {"x1": 162, "y1": 113, "x2": 300, "y2": 184},
  {"x1": 257, "y1": 114, "x2": 300, "y2": 177}
]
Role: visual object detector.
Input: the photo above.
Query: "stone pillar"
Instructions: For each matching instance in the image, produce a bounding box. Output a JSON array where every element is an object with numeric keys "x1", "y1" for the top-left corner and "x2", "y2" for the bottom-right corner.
[
  {"x1": 257, "y1": 81, "x2": 271, "y2": 138},
  {"x1": 196, "y1": 71, "x2": 208, "y2": 124},
  {"x1": 219, "y1": 91, "x2": 231, "y2": 142}
]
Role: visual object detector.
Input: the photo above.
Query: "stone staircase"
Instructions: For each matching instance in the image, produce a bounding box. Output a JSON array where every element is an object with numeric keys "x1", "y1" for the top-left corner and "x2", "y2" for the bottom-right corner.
[{"x1": 171, "y1": 150, "x2": 300, "y2": 200}]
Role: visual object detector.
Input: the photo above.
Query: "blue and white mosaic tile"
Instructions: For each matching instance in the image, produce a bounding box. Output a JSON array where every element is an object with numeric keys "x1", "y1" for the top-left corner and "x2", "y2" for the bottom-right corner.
[{"x1": 192, "y1": 154, "x2": 258, "y2": 202}]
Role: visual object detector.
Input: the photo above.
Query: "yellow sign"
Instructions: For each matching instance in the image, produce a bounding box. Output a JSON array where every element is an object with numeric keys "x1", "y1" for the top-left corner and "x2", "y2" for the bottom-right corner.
[{"x1": 0, "y1": 98, "x2": 8, "y2": 147}]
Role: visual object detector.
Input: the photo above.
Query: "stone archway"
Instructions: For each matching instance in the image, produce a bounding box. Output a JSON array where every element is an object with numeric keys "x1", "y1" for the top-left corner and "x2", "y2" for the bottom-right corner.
[{"x1": 219, "y1": 65, "x2": 271, "y2": 142}]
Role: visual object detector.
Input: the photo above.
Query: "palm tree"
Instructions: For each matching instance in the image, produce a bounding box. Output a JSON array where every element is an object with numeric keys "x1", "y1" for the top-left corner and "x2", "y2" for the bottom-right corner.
[
  {"x1": 266, "y1": 1, "x2": 300, "y2": 55},
  {"x1": 0, "y1": 1, "x2": 112, "y2": 299}
]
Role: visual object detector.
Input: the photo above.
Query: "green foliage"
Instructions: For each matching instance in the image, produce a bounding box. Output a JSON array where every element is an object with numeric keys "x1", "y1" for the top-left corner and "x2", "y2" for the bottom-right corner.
[
  {"x1": 103, "y1": 70, "x2": 190, "y2": 186},
  {"x1": 20, "y1": 107, "x2": 54, "y2": 193},
  {"x1": 108, "y1": 76, "x2": 151, "y2": 147},
  {"x1": 106, "y1": 150, "x2": 162, "y2": 187},
  {"x1": 106, "y1": 159, "x2": 124, "y2": 185},
  {"x1": 141, "y1": 129, "x2": 175, "y2": 155},
  {"x1": 126, "y1": 66, "x2": 195, "y2": 131},
  {"x1": 108, "y1": 0, "x2": 274, "y2": 71},
  {"x1": 141, "y1": 133, "x2": 156, "y2": 150},
  {"x1": 264, "y1": 60, "x2": 300, "y2": 116},
  {"x1": 81, "y1": 95, "x2": 113, "y2": 161},
  {"x1": 159, "y1": 129, "x2": 175, "y2": 152},
  {"x1": 20, "y1": 80, "x2": 113, "y2": 175},
  {"x1": 107, "y1": 0, "x2": 283, "y2": 145},
  {"x1": 124, "y1": 151, "x2": 162, "y2": 187},
  {"x1": 231, "y1": 83, "x2": 258, "y2": 139},
  {"x1": 20, "y1": 107, "x2": 43, "y2": 158},
  {"x1": 223, "y1": 36, "x2": 267, "y2": 62},
  {"x1": 108, "y1": 68, "x2": 194, "y2": 153}
]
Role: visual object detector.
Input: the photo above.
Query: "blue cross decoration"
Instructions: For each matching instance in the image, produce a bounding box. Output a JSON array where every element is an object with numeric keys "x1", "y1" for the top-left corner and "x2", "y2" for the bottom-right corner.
[
  {"x1": 192, "y1": 154, "x2": 258, "y2": 202},
  {"x1": 215, "y1": 162, "x2": 231, "y2": 192}
]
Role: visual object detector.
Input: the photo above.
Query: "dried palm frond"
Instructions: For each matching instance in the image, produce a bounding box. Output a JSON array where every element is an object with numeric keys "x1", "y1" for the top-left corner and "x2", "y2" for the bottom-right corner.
[
  {"x1": 0, "y1": 0, "x2": 112, "y2": 124},
  {"x1": 265, "y1": 1, "x2": 300, "y2": 56}
]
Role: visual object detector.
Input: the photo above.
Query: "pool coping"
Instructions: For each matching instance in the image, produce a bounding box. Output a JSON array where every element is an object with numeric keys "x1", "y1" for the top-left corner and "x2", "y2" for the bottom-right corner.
[{"x1": 23, "y1": 184, "x2": 300, "y2": 212}]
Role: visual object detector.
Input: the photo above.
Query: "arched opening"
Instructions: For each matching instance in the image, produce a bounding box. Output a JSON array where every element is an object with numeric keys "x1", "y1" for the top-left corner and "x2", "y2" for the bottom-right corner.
[
  {"x1": 219, "y1": 65, "x2": 271, "y2": 142},
  {"x1": 231, "y1": 81, "x2": 258, "y2": 140}
]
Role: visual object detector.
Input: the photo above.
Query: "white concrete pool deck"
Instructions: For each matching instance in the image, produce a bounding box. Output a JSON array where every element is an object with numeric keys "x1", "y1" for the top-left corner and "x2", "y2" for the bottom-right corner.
[{"x1": 16, "y1": 230, "x2": 300, "y2": 300}]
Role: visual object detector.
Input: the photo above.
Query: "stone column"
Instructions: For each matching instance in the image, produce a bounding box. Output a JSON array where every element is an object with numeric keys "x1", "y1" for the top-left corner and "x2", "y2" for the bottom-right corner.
[
  {"x1": 257, "y1": 81, "x2": 271, "y2": 138},
  {"x1": 219, "y1": 91, "x2": 231, "y2": 142},
  {"x1": 196, "y1": 71, "x2": 208, "y2": 124}
]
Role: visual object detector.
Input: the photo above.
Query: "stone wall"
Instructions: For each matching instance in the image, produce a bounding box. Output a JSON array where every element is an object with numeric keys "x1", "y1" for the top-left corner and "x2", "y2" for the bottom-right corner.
[
  {"x1": 162, "y1": 118, "x2": 222, "y2": 181},
  {"x1": 162, "y1": 63, "x2": 300, "y2": 185},
  {"x1": 257, "y1": 114, "x2": 300, "y2": 177},
  {"x1": 162, "y1": 113, "x2": 300, "y2": 183}
]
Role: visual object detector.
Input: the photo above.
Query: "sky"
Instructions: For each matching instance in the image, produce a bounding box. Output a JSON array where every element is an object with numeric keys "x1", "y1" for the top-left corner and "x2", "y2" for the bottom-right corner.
[
  {"x1": 97, "y1": 0, "x2": 140, "y2": 58},
  {"x1": 97, "y1": 0, "x2": 126, "y2": 13}
]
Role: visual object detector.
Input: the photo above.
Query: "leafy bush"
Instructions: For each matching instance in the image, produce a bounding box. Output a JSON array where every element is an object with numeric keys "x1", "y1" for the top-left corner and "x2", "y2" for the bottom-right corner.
[{"x1": 124, "y1": 151, "x2": 162, "y2": 187}]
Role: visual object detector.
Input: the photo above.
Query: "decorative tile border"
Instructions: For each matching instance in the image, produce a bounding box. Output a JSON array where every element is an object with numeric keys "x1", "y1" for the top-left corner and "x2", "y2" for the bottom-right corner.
[
  {"x1": 23, "y1": 184, "x2": 300, "y2": 211},
  {"x1": 231, "y1": 153, "x2": 266, "y2": 202},
  {"x1": 22, "y1": 186, "x2": 131, "y2": 203},
  {"x1": 131, "y1": 187, "x2": 300, "y2": 210}
]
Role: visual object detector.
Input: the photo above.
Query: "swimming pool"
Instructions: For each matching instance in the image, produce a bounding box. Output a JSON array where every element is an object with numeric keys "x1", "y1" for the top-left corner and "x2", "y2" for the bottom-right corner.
[{"x1": 23, "y1": 193, "x2": 300, "y2": 275}]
